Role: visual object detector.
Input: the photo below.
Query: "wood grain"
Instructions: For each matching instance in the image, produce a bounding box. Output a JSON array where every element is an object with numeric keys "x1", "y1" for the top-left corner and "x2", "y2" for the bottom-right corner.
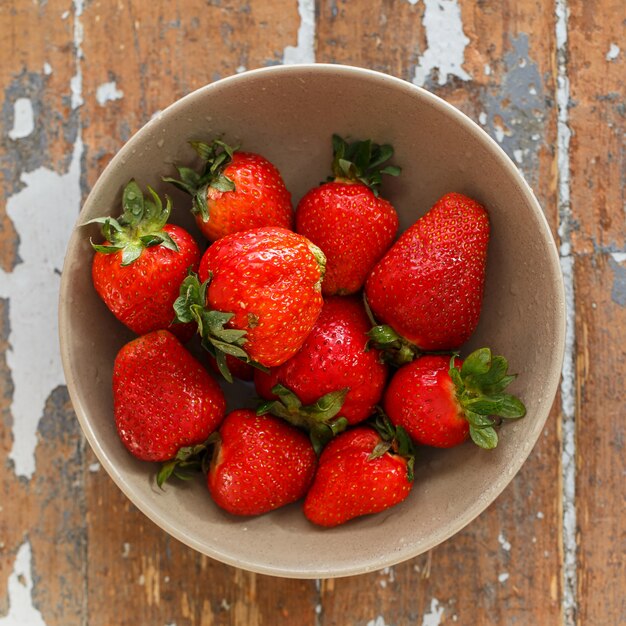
[
  {"x1": 1, "y1": 0, "x2": 624, "y2": 624},
  {"x1": 568, "y1": 1, "x2": 626, "y2": 623}
]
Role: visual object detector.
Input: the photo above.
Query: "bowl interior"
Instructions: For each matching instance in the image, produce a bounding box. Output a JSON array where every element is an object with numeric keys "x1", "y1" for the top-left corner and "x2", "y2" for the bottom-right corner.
[{"x1": 60, "y1": 65, "x2": 565, "y2": 578}]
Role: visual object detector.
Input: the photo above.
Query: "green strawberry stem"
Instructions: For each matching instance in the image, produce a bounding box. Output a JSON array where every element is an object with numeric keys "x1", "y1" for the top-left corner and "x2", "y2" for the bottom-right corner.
[
  {"x1": 163, "y1": 139, "x2": 238, "y2": 223},
  {"x1": 369, "y1": 410, "x2": 416, "y2": 482},
  {"x1": 450, "y1": 347, "x2": 527, "y2": 450},
  {"x1": 173, "y1": 272, "x2": 269, "y2": 383},
  {"x1": 330, "y1": 134, "x2": 401, "y2": 196},
  {"x1": 156, "y1": 432, "x2": 220, "y2": 488},
  {"x1": 84, "y1": 180, "x2": 179, "y2": 266},
  {"x1": 257, "y1": 384, "x2": 349, "y2": 455}
]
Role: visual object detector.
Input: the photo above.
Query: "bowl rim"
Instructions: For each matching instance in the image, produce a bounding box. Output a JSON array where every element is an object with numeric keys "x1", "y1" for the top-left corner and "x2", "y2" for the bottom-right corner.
[{"x1": 59, "y1": 62, "x2": 566, "y2": 579}]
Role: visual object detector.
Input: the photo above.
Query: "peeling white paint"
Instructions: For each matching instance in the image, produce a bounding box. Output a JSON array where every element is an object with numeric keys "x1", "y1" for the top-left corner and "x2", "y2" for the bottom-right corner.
[
  {"x1": 235, "y1": 65, "x2": 247, "y2": 74},
  {"x1": 70, "y1": 0, "x2": 84, "y2": 109},
  {"x1": 537, "y1": 511, "x2": 545, "y2": 519},
  {"x1": 494, "y1": 124, "x2": 505, "y2": 143},
  {"x1": 610, "y1": 252, "x2": 626, "y2": 264},
  {"x1": 2, "y1": 137, "x2": 82, "y2": 478},
  {"x1": 606, "y1": 43, "x2": 620, "y2": 61},
  {"x1": 513, "y1": 149, "x2": 524, "y2": 164},
  {"x1": 498, "y1": 572, "x2": 510, "y2": 583},
  {"x1": 1, "y1": 0, "x2": 84, "y2": 479},
  {"x1": 96, "y1": 81, "x2": 124, "y2": 106},
  {"x1": 315, "y1": 604, "x2": 322, "y2": 615},
  {"x1": 0, "y1": 541, "x2": 47, "y2": 626},
  {"x1": 421, "y1": 598, "x2": 444, "y2": 626},
  {"x1": 122, "y1": 542, "x2": 130, "y2": 558},
  {"x1": 220, "y1": 598, "x2": 231, "y2": 611},
  {"x1": 366, "y1": 617, "x2": 390, "y2": 626},
  {"x1": 406, "y1": 0, "x2": 419, "y2": 4},
  {"x1": 556, "y1": 2, "x2": 577, "y2": 624},
  {"x1": 412, "y1": 0, "x2": 471, "y2": 87},
  {"x1": 43, "y1": 62, "x2": 52, "y2": 75},
  {"x1": 478, "y1": 111, "x2": 487, "y2": 125},
  {"x1": 61, "y1": 9, "x2": 70, "y2": 19},
  {"x1": 498, "y1": 533, "x2": 511, "y2": 551},
  {"x1": 8, "y1": 98, "x2": 35, "y2": 140},
  {"x1": 282, "y1": 0, "x2": 315, "y2": 64},
  {"x1": 484, "y1": 64, "x2": 491, "y2": 76},
  {"x1": 88, "y1": 461, "x2": 101, "y2": 472}
]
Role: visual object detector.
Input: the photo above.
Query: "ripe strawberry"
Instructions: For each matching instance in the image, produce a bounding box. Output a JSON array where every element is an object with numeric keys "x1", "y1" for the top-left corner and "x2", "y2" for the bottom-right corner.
[
  {"x1": 174, "y1": 226, "x2": 326, "y2": 378},
  {"x1": 303, "y1": 416, "x2": 415, "y2": 527},
  {"x1": 255, "y1": 296, "x2": 388, "y2": 451},
  {"x1": 383, "y1": 348, "x2": 526, "y2": 449},
  {"x1": 296, "y1": 135, "x2": 400, "y2": 295},
  {"x1": 365, "y1": 192, "x2": 489, "y2": 355},
  {"x1": 113, "y1": 330, "x2": 226, "y2": 463},
  {"x1": 88, "y1": 180, "x2": 200, "y2": 341},
  {"x1": 164, "y1": 139, "x2": 293, "y2": 241},
  {"x1": 207, "y1": 409, "x2": 317, "y2": 516}
]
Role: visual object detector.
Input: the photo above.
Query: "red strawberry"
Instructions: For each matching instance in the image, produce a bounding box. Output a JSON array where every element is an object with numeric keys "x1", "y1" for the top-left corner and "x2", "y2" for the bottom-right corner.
[
  {"x1": 296, "y1": 135, "x2": 400, "y2": 295},
  {"x1": 255, "y1": 296, "x2": 388, "y2": 450},
  {"x1": 207, "y1": 409, "x2": 317, "y2": 516},
  {"x1": 365, "y1": 192, "x2": 489, "y2": 355},
  {"x1": 303, "y1": 417, "x2": 415, "y2": 527},
  {"x1": 89, "y1": 180, "x2": 200, "y2": 341},
  {"x1": 164, "y1": 139, "x2": 293, "y2": 242},
  {"x1": 383, "y1": 348, "x2": 526, "y2": 449},
  {"x1": 113, "y1": 330, "x2": 226, "y2": 463},
  {"x1": 175, "y1": 226, "x2": 326, "y2": 377}
]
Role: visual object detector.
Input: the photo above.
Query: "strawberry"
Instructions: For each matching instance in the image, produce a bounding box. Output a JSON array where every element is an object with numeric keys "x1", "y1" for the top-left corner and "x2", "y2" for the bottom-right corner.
[
  {"x1": 207, "y1": 409, "x2": 317, "y2": 516},
  {"x1": 383, "y1": 348, "x2": 526, "y2": 449},
  {"x1": 88, "y1": 180, "x2": 200, "y2": 341},
  {"x1": 296, "y1": 135, "x2": 400, "y2": 295},
  {"x1": 255, "y1": 296, "x2": 388, "y2": 451},
  {"x1": 303, "y1": 416, "x2": 415, "y2": 527},
  {"x1": 113, "y1": 330, "x2": 226, "y2": 463},
  {"x1": 174, "y1": 226, "x2": 326, "y2": 378},
  {"x1": 164, "y1": 139, "x2": 293, "y2": 242},
  {"x1": 365, "y1": 192, "x2": 489, "y2": 356}
]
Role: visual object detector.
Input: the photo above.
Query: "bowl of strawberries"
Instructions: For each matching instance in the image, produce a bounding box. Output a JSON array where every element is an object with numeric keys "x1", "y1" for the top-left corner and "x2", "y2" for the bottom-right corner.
[{"x1": 59, "y1": 64, "x2": 566, "y2": 577}]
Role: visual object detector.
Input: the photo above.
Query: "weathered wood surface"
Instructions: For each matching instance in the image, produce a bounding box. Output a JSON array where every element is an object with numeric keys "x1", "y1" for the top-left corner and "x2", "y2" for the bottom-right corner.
[{"x1": 0, "y1": 0, "x2": 623, "y2": 624}]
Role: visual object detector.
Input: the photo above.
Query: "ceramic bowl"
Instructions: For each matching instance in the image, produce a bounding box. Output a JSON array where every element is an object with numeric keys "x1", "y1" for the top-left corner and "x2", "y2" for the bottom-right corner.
[{"x1": 59, "y1": 64, "x2": 565, "y2": 578}]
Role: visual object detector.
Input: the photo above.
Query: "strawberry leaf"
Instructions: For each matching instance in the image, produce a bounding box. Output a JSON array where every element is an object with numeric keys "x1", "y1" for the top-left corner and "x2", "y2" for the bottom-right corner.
[{"x1": 469, "y1": 425, "x2": 498, "y2": 449}]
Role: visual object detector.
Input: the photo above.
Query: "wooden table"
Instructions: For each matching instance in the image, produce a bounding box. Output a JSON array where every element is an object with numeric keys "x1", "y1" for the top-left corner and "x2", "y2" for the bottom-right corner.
[{"x1": 1, "y1": 1, "x2": 624, "y2": 624}]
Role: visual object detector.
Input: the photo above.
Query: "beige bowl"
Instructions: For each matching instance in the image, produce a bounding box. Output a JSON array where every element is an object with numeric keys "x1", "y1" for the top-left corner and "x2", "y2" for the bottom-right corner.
[{"x1": 59, "y1": 64, "x2": 565, "y2": 578}]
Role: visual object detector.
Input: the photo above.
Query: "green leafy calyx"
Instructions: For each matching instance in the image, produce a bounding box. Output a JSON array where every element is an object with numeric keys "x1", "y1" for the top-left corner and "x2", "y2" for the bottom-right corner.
[
  {"x1": 163, "y1": 139, "x2": 238, "y2": 222},
  {"x1": 173, "y1": 272, "x2": 267, "y2": 383},
  {"x1": 451, "y1": 347, "x2": 527, "y2": 450},
  {"x1": 257, "y1": 384, "x2": 349, "y2": 455},
  {"x1": 330, "y1": 134, "x2": 401, "y2": 196},
  {"x1": 369, "y1": 410, "x2": 416, "y2": 482},
  {"x1": 156, "y1": 433, "x2": 220, "y2": 488},
  {"x1": 85, "y1": 180, "x2": 178, "y2": 265}
]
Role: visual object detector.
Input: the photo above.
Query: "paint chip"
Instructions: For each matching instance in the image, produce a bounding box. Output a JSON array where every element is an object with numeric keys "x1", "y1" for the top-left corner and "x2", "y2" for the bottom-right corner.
[
  {"x1": 498, "y1": 533, "x2": 511, "y2": 551},
  {"x1": 537, "y1": 511, "x2": 545, "y2": 519},
  {"x1": 513, "y1": 149, "x2": 524, "y2": 163},
  {"x1": 484, "y1": 64, "x2": 492, "y2": 76},
  {"x1": 421, "y1": 598, "x2": 444, "y2": 626},
  {"x1": 478, "y1": 112, "x2": 487, "y2": 125},
  {"x1": 283, "y1": 0, "x2": 315, "y2": 64},
  {"x1": 606, "y1": 43, "x2": 620, "y2": 61},
  {"x1": 412, "y1": 0, "x2": 471, "y2": 87},
  {"x1": 498, "y1": 572, "x2": 510, "y2": 583},
  {"x1": 89, "y1": 462, "x2": 101, "y2": 473},
  {"x1": 96, "y1": 81, "x2": 124, "y2": 106},
  {"x1": 43, "y1": 62, "x2": 52, "y2": 75},
  {"x1": 236, "y1": 65, "x2": 247, "y2": 74},
  {"x1": 367, "y1": 617, "x2": 390, "y2": 626},
  {"x1": 8, "y1": 98, "x2": 35, "y2": 140},
  {"x1": 0, "y1": 541, "x2": 47, "y2": 626}
]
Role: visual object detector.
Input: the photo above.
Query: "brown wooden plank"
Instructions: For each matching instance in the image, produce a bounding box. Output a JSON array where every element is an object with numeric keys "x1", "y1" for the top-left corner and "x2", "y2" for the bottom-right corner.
[
  {"x1": 568, "y1": 1, "x2": 626, "y2": 623},
  {"x1": 0, "y1": 1, "x2": 87, "y2": 624},
  {"x1": 79, "y1": 1, "x2": 318, "y2": 624},
  {"x1": 316, "y1": 1, "x2": 563, "y2": 624}
]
